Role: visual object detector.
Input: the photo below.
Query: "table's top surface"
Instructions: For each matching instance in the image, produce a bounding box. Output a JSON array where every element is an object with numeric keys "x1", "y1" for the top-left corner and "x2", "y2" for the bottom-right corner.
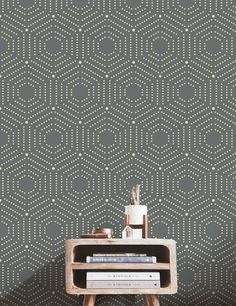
[{"x1": 65, "y1": 238, "x2": 176, "y2": 245}]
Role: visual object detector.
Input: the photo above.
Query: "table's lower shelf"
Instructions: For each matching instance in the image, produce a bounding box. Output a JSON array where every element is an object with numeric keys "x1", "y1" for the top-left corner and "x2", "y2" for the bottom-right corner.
[
  {"x1": 71, "y1": 268, "x2": 172, "y2": 293},
  {"x1": 66, "y1": 287, "x2": 175, "y2": 295}
]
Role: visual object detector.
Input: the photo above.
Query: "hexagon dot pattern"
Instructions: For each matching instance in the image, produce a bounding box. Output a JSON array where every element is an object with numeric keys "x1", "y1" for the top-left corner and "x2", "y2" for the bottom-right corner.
[{"x1": 1, "y1": 0, "x2": 236, "y2": 305}]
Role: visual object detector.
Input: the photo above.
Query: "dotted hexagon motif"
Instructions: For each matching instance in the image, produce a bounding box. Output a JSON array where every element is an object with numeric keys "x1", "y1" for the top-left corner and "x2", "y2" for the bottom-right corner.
[{"x1": 1, "y1": 0, "x2": 236, "y2": 305}]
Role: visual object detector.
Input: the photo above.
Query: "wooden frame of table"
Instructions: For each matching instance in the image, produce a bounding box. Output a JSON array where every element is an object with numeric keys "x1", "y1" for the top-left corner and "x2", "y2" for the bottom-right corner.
[{"x1": 65, "y1": 239, "x2": 177, "y2": 305}]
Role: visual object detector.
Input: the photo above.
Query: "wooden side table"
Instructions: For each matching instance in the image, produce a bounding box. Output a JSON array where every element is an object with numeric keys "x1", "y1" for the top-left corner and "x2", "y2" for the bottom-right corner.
[{"x1": 65, "y1": 239, "x2": 177, "y2": 306}]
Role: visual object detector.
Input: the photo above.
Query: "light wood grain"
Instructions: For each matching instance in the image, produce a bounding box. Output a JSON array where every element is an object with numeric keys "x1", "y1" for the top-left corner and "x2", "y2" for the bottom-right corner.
[
  {"x1": 143, "y1": 295, "x2": 150, "y2": 306},
  {"x1": 82, "y1": 294, "x2": 96, "y2": 306},
  {"x1": 65, "y1": 238, "x2": 177, "y2": 296},
  {"x1": 169, "y1": 240, "x2": 178, "y2": 293},
  {"x1": 143, "y1": 295, "x2": 160, "y2": 306},
  {"x1": 64, "y1": 240, "x2": 74, "y2": 292},
  {"x1": 71, "y1": 263, "x2": 170, "y2": 270},
  {"x1": 66, "y1": 287, "x2": 174, "y2": 295},
  {"x1": 66, "y1": 238, "x2": 175, "y2": 246}
]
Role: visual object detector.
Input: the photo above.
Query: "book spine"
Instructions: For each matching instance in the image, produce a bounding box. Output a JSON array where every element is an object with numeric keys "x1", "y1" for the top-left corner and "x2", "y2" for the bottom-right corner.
[
  {"x1": 87, "y1": 280, "x2": 161, "y2": 289},
  {"x1": 86, "y1": 256, "x2": 156, "y2": 263},
  {"x1": 93, "y1": 253, "x2": 147, "y2": 257},
  {"x1": 87, "y1": 272, "x2": 160, "y2": 281}
]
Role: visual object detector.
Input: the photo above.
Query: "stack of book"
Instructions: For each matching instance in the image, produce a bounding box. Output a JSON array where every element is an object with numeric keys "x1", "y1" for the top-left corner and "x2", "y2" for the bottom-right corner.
[
  {"x1": 86, "y1": 253, "x2": 156, "y2": 263},
  {"x1": 86, "y1": 253, "x2": 160, "y2": 289}
]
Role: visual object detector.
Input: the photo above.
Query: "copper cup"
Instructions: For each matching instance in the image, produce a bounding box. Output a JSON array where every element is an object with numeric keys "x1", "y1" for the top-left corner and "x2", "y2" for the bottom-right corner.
[{"x1": 92, "y1": 227, "x2": 113, "y2": 238}]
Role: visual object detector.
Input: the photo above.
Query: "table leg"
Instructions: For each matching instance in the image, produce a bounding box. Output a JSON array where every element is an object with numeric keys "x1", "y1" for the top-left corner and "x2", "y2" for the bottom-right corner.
[
  {"x1": 143, "y1": 294, "x2": 160, "y2": 306},
  {"x1": 143, "y1": 295, "x2": 151, "y2": 306},
  {"x1": 82, "y1": 294, "x2": 96, "y2": 306}
]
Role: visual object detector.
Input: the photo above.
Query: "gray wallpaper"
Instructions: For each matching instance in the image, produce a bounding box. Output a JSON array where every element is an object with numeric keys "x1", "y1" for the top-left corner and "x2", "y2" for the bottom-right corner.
[{"x1": 1, "y1": 0, "x2": 236, "y2": 305}]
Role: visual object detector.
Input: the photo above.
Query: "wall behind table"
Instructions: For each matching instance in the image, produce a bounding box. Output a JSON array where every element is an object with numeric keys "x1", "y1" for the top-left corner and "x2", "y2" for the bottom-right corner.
[{"x1": 1, "y1": 1, "x2": 236, "y2": 305}]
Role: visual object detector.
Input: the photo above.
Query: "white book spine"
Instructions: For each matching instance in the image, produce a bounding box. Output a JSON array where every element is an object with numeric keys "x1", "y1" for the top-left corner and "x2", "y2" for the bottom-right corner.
[
  {"x1": 87, "y1": 280, "x2": 161, "y2": 289},
  {"x1": 86, "y1": 256, "x2": 156, "y2": 263},
  {"x1": 93, "y1": 253, "x2": 147, "y2": 257},
  {"x1": 87, "y1": 272, "x2": 160, "y2": 281}
]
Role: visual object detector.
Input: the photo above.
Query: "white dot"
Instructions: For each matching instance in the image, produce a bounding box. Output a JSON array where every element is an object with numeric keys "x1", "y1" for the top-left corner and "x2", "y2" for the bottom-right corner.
[
  {"x1": 78, "y1": 120, "x2": 82, "y2": 124},
  {"x1": 212, "y1": 74, "x2": 216, "y2": 78},
  {"x1": 159, "y1": 14, "x2": 162, "y2": 18},
  {"x1": 105, "y1": 199, "x2": 109, "y2": 202},
  {"x1": 52, "y1": 167, "x2": 55, "y2": 170},
  {"x1": 185, "y1": 120, "x2": 189, "y2": 124},
  {"x1": 212, "y1": 258, "x2": 215, "y2": 262},
  {"x1": 0, "y1": 107, "x2": 2, "y2": 110},
  {"x1": 52, "y1": 14, "x2": 55, "y2": 18},
  {"x1": 132, "y1": 60, "x2": 135, "y2": 64},
  {"x1": 185, "y1": 153, "x2": 189, "y2": 157},
  {"x1": 52, "y1": 106, "x2": 55, "y2": 110},
  {"x1": 185, "y1": 245, "x2": 188, "y2": 249},
  {"x1": 105, "y1": 167, "x2": 109, "y2": 170},
  {"x1": 0, "y1": 259, "x2": 2, "y2": 262},
  {"x1": 79, "y1": 61, "x2": 82, "y2": 64},
  {"x1": 159, "y1": 199, "x2": 162, "y2": 202},
  {"x1": 212, "y1": 291, "x2": 215, "y2": 295},
  {"x1": 25, "y1": 153, "x2": 28, "y2": 157},
  {"x1": 159, "y1": 107, "x2": 162, "y2": 110},
  {"x1": 25, "y1": 245, "x2": 29, "y2": 249},
  {"x1": 132, "y1": 153, "x2": 135, "y2": 157},
  {"x1": 25, "y1": 121, "x2": 29, "y2": 124},
  {"x1": 52, "y1": 258, "x2": 55, "y2": 262},
  {"x1": 212, "y1": 167, "x2": 215, "y2": 170},
  {"x1": 25, "y1": 28, "x2": 29, "y2": 32},
  {"x1": 185, "y1": 28, "x2": 188, "y2": 32},
  {"x1": 105, "y1": 74, "x2": 109, "y2": 78},
  {"x1": 79, "y1": 153, "x2": 82, "y2": 157},
  {"x1": 132, "y1": 120, "x2": 135, "y2": 124},
  {"x1": 25, "y1": 212, "x2": 29, "y2": 216},
  {"x1": 52, "y1": 74, "x2": 55, "y2": 78},
  {"x1": 105, "y1": 107, "x2": 109, "y2": 111},
  {"x1": 52, "y1": 199, "x2": 55, "y2": 202},
  {"x1": 212, "y1": 14, "x2": 215, "y2": 18},
  {"x1": 105, "y1": 15, "x2": 109, "y2": 18},
  {"x1": 0, "y1": 199, "x2": 2, "y2": 202},
  {"x1": 79, "y1": 28, "x2": 82, "y2": 32},
  {"x1": 159, "y1": 167, "x2": 162, "y2": 170},
  {"x1": 159, "y1": 74, "x2": 162, "y2": 78},
  {"x1": 212, "y1": 106, "x2": 215, "y2": 110},
  {"x1": 52, "y1": 291, "x2": 55, "y2": 295},
  {"x1": 212, "y1": 198, "x2": 215, "y2": 202},
  {"x1": 185, "y1": 212, "x2": 188, "y2": 216},
  {"x1": 79, "y1": 212, "x2": 82, "y2": 216},
  {"x1": 132, "y1": 28, "x2": 135, "y2": 32},
  {"x1": 185, "y1": 60, "x2": 188, "y2": 64},
  {"x1": 0, "y1": 167, "x2": 2, "y2": 171},
  {"x1": 25, "y1": 60, "x2": 28, "y2": 64}
]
